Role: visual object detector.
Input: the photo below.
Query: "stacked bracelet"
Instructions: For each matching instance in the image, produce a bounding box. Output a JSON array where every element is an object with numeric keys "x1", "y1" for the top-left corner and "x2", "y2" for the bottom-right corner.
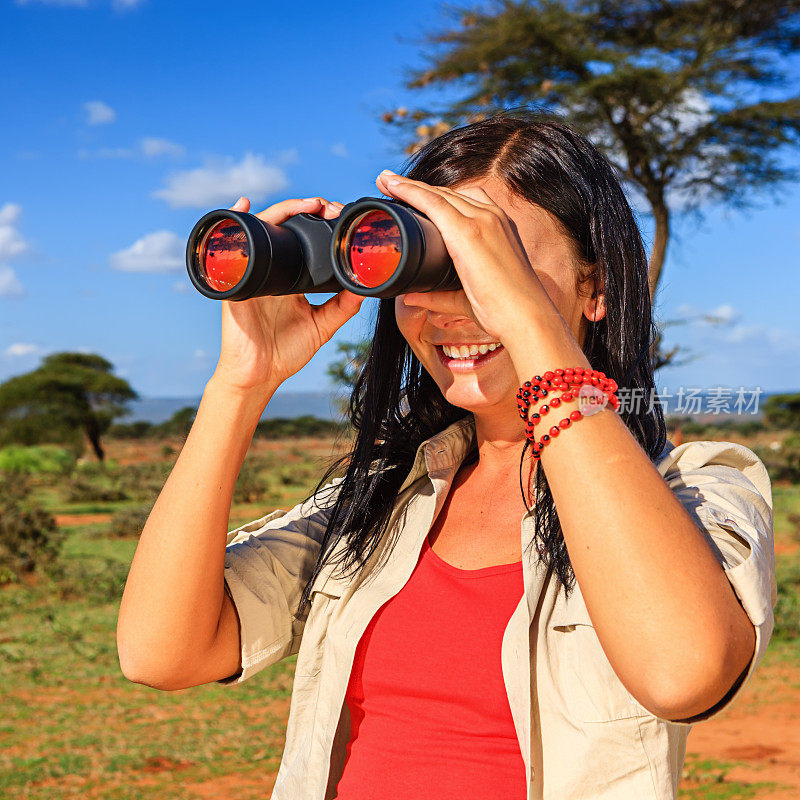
[{"x1": 515, "y1": 368, "x2": 619, "y2": 459}]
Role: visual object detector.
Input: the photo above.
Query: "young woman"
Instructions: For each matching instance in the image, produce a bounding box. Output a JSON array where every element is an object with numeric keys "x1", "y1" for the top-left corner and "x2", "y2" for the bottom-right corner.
[{"x1": 117, "y1": 111, "x2": 776, "y2": 800}]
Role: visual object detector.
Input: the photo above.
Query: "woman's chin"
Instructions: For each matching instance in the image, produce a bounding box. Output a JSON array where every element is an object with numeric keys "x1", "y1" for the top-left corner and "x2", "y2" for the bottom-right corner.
[{"x1": 440, "y1": 385, "x2": 509, "y2": 412}]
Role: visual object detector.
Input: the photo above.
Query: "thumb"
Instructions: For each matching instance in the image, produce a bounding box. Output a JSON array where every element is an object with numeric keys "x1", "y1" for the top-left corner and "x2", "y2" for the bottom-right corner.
[
  {"x1": 230, "y1": 196, "x2": 251, "y2": 212},
  {"x1": 310, "y1": 289, "x2": 366, "y2": 344}
]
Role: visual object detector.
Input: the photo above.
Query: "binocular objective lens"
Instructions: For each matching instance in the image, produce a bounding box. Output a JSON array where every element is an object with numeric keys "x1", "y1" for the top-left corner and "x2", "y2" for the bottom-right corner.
[
  {"x1": 340, "y1": 209, "x2": 402, "y2": 288},
  {"x1": 198, "y1": 219, "x2": 250, "y2": 292}
]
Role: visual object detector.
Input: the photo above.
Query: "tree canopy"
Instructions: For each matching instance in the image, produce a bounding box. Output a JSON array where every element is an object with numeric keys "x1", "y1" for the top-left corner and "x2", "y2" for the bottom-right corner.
[
  {"x1": 384, "y1": 0, "x2": 800, "y2": 304},
  {"x1": 0, "y1": 352, "x2": 138, "y2": 461}
]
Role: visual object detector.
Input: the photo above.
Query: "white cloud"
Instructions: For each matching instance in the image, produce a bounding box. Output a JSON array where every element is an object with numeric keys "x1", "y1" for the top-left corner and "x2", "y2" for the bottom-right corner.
[
  {"x1": 723, "y1": 323, "x2": 799, "y2": 349},
  {"x1": 0, "y1": 204, "x2": 29, "y2": 297},
  {"x1": 670, "y1": 302, "x2": 739, "y2": 325},
  {"x1": 110, "y1": 230, "x2": 184, "y2": 272},
  {"x1": 172, "y1": 280, "x2": 190, "y2": 293},
  {"x1": 17, "y1": 0, "x2": 143, "y2": 8},
  {"x1": 670, "y1": 303, "x2": 798, "y2": 351},
  {"x1": 153, "y1": 152, "x2": 291, "y2": 208},
  {"x1": 84, "y1": 100, "x2": 116, "y2": 125},
  {"x1": 0, "y1": 266, "x2": 24, "y2": 297},
  {"x1": 194, "y1": 349, "x2": 207, "y2": 359},
  {"x1": 706, "y1": 304, "x2": 739, "y2": 324},
  {"x1": 5, "y1": 343, "x2": 40, "y2": 357},
  {"x1": 330, "y1": 143, "x2": 348, "y2": 158},
  {"x1": 0, "y1": 203, "x2": 28, "y2": 262},
  {"x1": 16, "y1": 0, "x2": 89, "y2": 6},
  {"x1": 674, "y1": 302, "x2": 696, "y2": 317},
  {"x1": 140, "y1": 137, "x2": 185, "y2": 158},
  {"x1": 80, "y1": 136, "x2": 185, "y2": 160}
]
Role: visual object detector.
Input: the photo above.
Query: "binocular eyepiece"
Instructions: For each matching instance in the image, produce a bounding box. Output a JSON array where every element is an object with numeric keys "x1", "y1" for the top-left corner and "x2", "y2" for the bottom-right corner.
[{"x1": 185, "y1": 197, "x2": 461, "y2": 300}]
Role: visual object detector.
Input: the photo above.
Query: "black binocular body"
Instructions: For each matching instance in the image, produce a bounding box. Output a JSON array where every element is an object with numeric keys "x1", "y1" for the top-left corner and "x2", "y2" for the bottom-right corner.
[{"x1": 185, "y1": 197, "x2": 461, "y2": 300}]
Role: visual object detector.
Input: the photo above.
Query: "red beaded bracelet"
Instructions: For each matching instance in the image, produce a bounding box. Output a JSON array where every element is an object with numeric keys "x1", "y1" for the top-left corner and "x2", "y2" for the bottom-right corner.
[{"x1": 515, "y1": 368, "x2": 619, "y2": 459}]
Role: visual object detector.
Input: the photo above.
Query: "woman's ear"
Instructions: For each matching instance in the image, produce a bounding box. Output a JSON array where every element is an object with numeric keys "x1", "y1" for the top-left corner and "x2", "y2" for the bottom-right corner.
[{"x1": 580, "y1": 271, "x2": 607, "y2": 324}]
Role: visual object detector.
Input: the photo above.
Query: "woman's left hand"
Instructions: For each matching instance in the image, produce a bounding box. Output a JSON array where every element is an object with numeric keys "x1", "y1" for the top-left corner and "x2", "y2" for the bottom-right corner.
[{"x1": 375, "y1": 169, "x2": 553, "y2": 342}]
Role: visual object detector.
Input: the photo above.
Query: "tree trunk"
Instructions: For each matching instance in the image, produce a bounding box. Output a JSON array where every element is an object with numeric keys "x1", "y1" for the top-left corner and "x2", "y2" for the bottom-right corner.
[
  {"x1": 648, "y1": 200, "x2": 670, "y2": 305},
  {"x1": 86, "y1": 415, "x2": 105, "y2": 461},
  {"x1": 646, "y1": 198, "x2": 672, "y2": 372}
]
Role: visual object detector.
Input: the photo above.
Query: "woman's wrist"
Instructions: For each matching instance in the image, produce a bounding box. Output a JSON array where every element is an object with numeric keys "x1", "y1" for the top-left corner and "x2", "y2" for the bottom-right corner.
[
  {"x1": 203, "y1": 371, "x2": 279, "y2": 422},
  {"x1": 501, "y1": 309, "x2": 591, "y2": 386}
]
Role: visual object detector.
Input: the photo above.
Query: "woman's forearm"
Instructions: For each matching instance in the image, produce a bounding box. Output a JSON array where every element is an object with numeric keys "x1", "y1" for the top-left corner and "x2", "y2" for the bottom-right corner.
[
  {"x1": 116, "y1": 373, "x2": 276, "y2": 685},
  {"x1": 502, "y1": 309, "x2": 755, "y2": 720}
]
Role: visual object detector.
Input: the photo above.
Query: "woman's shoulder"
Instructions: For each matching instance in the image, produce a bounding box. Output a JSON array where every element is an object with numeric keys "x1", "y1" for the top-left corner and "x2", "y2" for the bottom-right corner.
[{"x1": 653, "y1": 437, "x2": 772, "y2": 510}]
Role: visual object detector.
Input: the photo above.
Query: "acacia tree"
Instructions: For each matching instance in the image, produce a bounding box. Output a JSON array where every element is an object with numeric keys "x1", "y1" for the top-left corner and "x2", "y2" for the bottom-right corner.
[
  {"x1": 326, "y1": 340, "x2": 371, "y2": 417},
  {"x1": 383, "y1": 0, "x2": 800, "y2": 310},
  {"x1": 0, "y1": 352, "x2": 138, "y2": 461}
]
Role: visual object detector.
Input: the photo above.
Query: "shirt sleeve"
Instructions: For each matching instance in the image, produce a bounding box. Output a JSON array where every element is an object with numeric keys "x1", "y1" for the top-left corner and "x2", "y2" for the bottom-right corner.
[
  {"x1": 215, "y1": 476, "x2": 345, "y2": 687},
  {"x1": 655, "y1": 439, "x2": 777, "y2": 724}
]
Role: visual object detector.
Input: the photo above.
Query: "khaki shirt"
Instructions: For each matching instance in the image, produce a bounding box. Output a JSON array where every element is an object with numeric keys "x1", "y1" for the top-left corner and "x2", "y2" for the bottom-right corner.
[{"x1": 217, "y1": 415, "x2": 776, "y2": 800}]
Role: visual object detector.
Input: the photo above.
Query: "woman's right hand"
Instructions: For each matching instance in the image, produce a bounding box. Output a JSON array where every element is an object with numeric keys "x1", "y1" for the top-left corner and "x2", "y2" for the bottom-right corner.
[{"x1": 211, "y1": 196, "x2": 366, "y2": 396}]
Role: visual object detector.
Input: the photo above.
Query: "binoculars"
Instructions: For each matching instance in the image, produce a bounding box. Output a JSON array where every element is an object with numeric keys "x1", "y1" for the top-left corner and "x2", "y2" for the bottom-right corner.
[{"x1": 185, "y1": 197, "x2": 461, "y2": 300}]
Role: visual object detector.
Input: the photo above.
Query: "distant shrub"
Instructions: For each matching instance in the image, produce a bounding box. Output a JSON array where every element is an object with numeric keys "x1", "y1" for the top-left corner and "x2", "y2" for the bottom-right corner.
[
  {"x1": 762, "y1": 392, "x2": 800, "y2": 431},
  {"x1": 0, "y1": 470, "x2": 33, "y2": 504},
  {"x1": 254, "y1": 416, "x2": 344, "y2": 439},
  {"x1": 113, "y1": 463, "x2": 169, "y2": 503},
  {"x1": 233, "y1": 461, "x2": 274, "y2": 504},
  {"x1": 0, "y1": 496, "x2": 65, "y2": 583},
  {"x1": 276, "y1": 464, "x2": 315, "y2": 487},
  {"x1": 774, "y1": 560, "x2": 800, "y2": 640},
  {"x1": 47, "y1": 555, "x2": 130, "y2": 603},
  {"x1": 65, "y1": 477, "x2": 129, "y2": 504},
  {"x1": 107, "y1": 420, "x2": 155, "y2": 439},
  {"x1": 0, "y1": 445, "x2": 76, "y2": 476},
  {"x1": 108, "y1": 504, "x2": 152, "y2": 538},
  {"x1": 727, "y1": 419, "x2": 763, "y2": 435},
  {"x1": 753, "y1": 434, "x2": 800, "y2": 484}
]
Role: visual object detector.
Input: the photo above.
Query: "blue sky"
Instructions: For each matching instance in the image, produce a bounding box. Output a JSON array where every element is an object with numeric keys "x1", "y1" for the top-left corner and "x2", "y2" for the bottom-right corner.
[{"x1": 1, "y1": 0, "x2": 799, "y2": 410}]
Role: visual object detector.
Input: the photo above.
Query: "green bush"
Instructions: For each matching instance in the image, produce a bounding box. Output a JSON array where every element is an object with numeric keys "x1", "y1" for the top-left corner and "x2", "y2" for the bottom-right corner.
[
  {"x1": 65, "y1": 477, "x2": 129, "y2": 504},
  {"x1": 0, "y1": 469, "x2": 33, "y2": 504},
  {"x1": 113, "y1": 462, "x2": 169, "y2": 503},
  {"x1": 0, "y1": 497, "x2": 65, "y2": 583},
  {"x1": 753, "y1": 435, "x2": 800, "y2": 484},
  {"x1": 46, "y1": 554, "x2": 131, "y2": 603},
  {"x1": 233, "y1": 460, "x2": 274, "y2": 504},
  {"x1": 254, "y1": 415, "x2": 344, "y2": 439},
  {"x1": 108, "y1": 504, "x2": 152, "y2": 538},
  {"x1": 774, "y1": 560, "x2": 800, "y2": 640},
  {"x1": 0, "y1": 444, "x2": 76, "y2": 476},
  {"x1": 107, "y1": 420, "x2": 155, "y2": 439},
  {"x1": 277, "y1": 464, "x2": 314, "y2": 487}
]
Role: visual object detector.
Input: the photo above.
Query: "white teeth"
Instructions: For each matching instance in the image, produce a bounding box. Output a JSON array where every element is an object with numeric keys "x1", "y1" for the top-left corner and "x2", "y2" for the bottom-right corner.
[{"x1": 441, "y1": 343, "x2": 502, "y2": 359}]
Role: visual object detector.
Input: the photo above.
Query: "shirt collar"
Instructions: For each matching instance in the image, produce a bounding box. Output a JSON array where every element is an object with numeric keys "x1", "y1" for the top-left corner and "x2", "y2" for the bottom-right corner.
[{"x1": 398, "y1": 414, "x2": 477, "y2": 493}]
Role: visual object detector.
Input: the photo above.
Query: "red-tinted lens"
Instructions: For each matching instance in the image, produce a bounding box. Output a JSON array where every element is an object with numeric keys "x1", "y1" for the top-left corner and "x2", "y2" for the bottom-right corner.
[
  {"x1": 198, "y1": 219, "x2": 249, "y2": 292},
  {"x1": 340, "y1": 210, "x2": 401, "y2": 287}
]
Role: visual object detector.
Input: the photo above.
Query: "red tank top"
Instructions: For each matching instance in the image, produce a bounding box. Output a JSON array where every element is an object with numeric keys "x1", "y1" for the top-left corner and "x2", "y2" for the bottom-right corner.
[{"x1": 334, "y1": 531, "x2": 527, "y2": 800}]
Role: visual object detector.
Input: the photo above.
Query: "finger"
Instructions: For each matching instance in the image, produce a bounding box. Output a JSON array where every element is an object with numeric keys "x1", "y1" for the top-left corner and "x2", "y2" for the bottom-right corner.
[
  {"x1": 375, "y1": 173, "x2": 475, "y2": 235},
  {"x1": 308, "y1": 288, "x2": 365, "y2": 344},
  {"x1": 376, "y1": 171, "x2": 493, "y2": 219},
  {"x1": 319, "y1": 199, "x2": 344, "y2": 221},
  {"x1": 443, "y1": 183, "x2": 497, "y2": 207},
  {"x1": 230, "y1": 196, "x2": 251, "y2": 212},
  {"x1": 252, "y1": 196, "x2": 328, "y2": 226}
]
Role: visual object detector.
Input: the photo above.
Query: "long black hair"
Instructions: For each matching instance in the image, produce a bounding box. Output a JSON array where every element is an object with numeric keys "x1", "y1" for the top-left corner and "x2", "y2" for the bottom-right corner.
[{"x1": 295, "y1": 108, "x2": 665, "y2": 617}]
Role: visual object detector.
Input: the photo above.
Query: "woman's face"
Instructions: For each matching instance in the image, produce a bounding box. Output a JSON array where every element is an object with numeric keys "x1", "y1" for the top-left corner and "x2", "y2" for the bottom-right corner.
[{"x1": 395, "y1": 174, "x2": 600, "y2": 418}]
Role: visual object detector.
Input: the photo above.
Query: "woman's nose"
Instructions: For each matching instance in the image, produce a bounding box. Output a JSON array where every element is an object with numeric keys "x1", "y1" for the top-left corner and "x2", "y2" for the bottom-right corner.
[{"x1": 399, "y1": 290, "x2": 471, "y2": 322}]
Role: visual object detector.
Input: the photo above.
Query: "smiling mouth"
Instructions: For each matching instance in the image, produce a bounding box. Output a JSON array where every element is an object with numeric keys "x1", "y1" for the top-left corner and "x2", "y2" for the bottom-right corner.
[{"x1": 434, "y1": 343, "x2": 505, "y2": 370}]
